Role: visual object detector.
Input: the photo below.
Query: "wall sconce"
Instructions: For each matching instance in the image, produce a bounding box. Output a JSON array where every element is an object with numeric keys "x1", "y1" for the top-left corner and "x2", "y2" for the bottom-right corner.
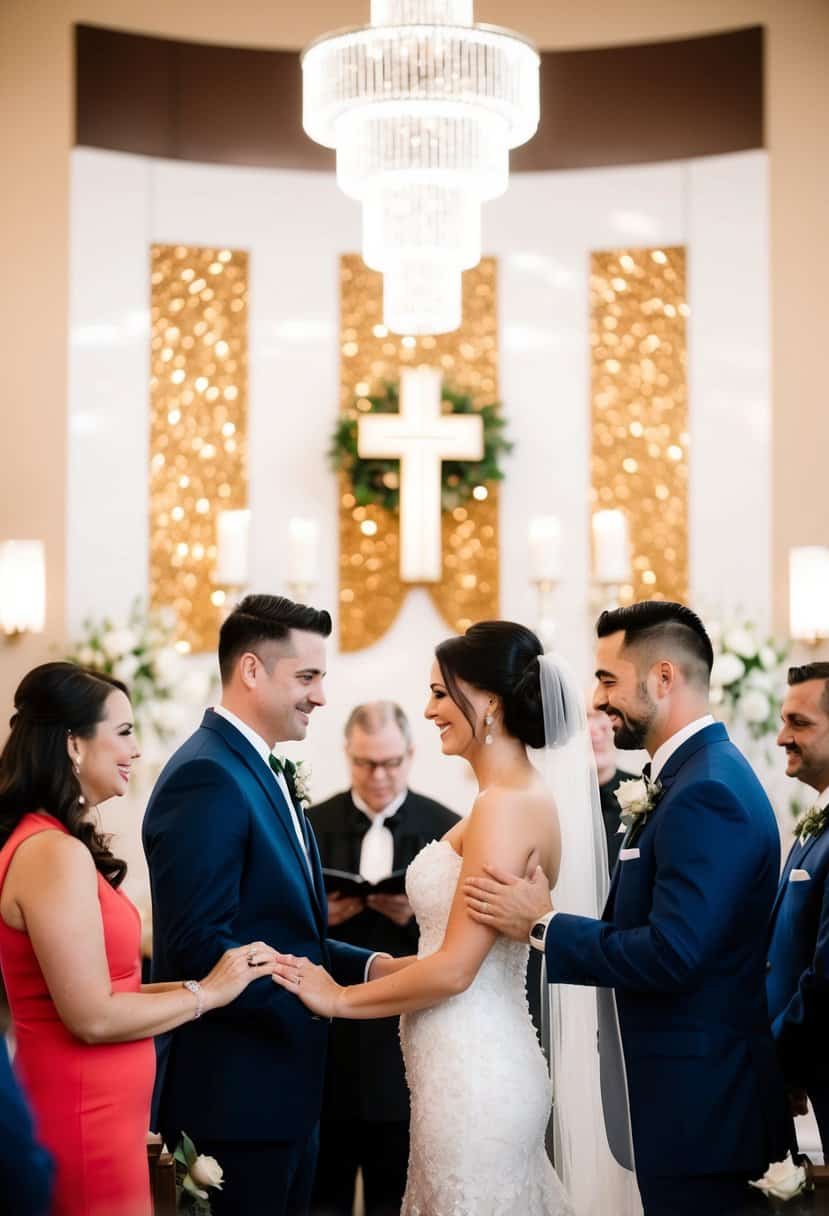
[
  {"x1": 790, "y1": 547, "x2": 829, "y2": 645},
  {"x1": 0, "y1": 541, "x2": 46, "y2": 639}
]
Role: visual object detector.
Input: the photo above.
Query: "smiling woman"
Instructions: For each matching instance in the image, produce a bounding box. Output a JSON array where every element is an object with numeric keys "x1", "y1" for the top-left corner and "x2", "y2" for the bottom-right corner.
[{"x1": 0, "y1": 662, "x2": 280, "y2": 1216}]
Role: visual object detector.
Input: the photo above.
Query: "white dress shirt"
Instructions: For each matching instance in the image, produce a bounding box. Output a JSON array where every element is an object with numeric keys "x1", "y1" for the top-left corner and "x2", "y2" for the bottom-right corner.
[
  {"x1": 353, "y1": 789, "x2": 407, "y2": 884},
  {"x1": 815, "y1": 786, "x2": 829, "y2": 813},
  {"x1": 649, "y1": 714, "x2": 715, "y2": 783},
  {"x1": 213, "y1": 705, "x2": 311, "y2": 872}
]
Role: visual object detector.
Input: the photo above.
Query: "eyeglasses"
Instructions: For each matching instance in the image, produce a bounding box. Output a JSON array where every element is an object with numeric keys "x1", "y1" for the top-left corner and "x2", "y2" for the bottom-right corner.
[{"x1": 349, "y1": 755, "x2": 407, "y2": 774}]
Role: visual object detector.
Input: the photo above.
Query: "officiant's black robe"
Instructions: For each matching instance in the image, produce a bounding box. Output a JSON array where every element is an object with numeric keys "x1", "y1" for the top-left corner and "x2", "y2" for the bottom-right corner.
[{"x1": 308, "y1": 788, "x2": 458, "y2": 1213}]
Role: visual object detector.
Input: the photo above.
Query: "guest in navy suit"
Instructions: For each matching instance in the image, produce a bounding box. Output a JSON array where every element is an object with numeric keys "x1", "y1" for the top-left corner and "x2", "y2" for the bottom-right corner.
[
  {"x1": 0, "y1": 1038, "x2": 53, "y2": 1215},
  {"x1": 144, "y1": 596, "x2": 393, "y2": 1216},
  {"x1": 465, "y1": 602, "x2": 793, "y2": 1216},
  {"x1": 768, "y1": 661, "x2": 829, "y2": 1155}
]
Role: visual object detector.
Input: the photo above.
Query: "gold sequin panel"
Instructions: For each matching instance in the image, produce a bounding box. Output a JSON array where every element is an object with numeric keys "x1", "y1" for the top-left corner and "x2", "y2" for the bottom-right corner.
[
  {"x1": 590, "y1": 247, "x2": 689, "y2": 603},
  {"x1": 149, "y1": 245, "x2": 248, "y2": 653},
  {"x1": 339, "y1": 255, "x2": 499, "y2": 652}
]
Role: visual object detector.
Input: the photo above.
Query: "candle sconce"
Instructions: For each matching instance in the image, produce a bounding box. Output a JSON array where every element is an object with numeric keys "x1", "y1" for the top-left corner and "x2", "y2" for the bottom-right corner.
[
  {"x1": 590, "y1": 510, "x2": 631, "y2": 616},
  {"x1": 286, "y1": 518, "x2": 320, "y2": 604},
  {"x1": 528, "y1": 517, "x2": 561, "y2": 652},
  {"x1": 212, "y1": 509, "x2": 251, "y2": 621}
]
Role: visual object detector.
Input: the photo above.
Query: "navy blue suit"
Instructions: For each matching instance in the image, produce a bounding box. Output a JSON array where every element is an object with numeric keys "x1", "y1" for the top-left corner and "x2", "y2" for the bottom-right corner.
[
  {"x1": 0, "y1": 1040, "x2": 52, "y2": 1216},
  {"x1": 767, "y1": 814, "x2": 829, "y2": 1153},
  {"x1": 545, "y1": 722, "x2": 793, "y2": 1215},
  {"x1": 143, "y1": 710, "x2": 370, "y2": 1214}
]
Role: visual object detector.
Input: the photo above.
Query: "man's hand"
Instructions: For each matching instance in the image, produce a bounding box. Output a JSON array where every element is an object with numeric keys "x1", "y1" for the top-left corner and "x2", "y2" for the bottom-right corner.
[
  {"x1": 789, "y1": 1088, "x2": 809, "y2": 1117},
  {"x1": 463, "y1": 864, "x2": 553, "y2": 942},
  {"x1": 327, "y1": 892, "x2": 364, "y2": 927},
  {"x1": 366, "y1": 893, "x2": 414, "y2": 927}
]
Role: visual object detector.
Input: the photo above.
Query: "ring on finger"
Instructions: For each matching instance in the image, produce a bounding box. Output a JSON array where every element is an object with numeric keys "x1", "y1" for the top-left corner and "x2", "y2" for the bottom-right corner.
[{"x1": 246, "y1": 951, "x2": 257, "y2": 966}]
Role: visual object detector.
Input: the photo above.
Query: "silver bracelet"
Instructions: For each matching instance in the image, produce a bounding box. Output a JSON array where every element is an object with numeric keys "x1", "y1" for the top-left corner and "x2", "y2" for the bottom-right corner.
[{"x1": 182, "y1": 979, "x2": 204, "y2": 1019}]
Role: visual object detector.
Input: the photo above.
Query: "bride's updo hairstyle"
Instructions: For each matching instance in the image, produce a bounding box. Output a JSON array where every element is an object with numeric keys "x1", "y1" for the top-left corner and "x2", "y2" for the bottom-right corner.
[{"x1": 435, "y1": 621, "x2": 545, "y2": 748}]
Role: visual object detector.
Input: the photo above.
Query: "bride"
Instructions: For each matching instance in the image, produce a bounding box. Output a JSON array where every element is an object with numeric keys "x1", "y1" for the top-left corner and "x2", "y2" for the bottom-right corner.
[{"x1": 272, "y1": 621, "x2": 634, "y2": 1216}]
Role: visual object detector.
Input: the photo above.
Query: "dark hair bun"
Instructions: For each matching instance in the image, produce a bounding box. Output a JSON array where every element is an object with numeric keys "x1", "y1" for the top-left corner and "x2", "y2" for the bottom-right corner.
[
  {"x1": 435, "y1": 620, "x2": 544, "y2": 747},
  {"x1": 504, "y1": 658, "x2": 545, "y2": 749}
]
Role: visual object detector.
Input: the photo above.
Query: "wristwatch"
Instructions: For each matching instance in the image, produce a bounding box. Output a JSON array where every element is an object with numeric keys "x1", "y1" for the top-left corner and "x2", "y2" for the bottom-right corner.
[
  {"x1": 183, "y1": 979, "x2": 204, "y2": 1019},
  {"x1": 529, "y1": 911, "x2": 555, "y2": 952}
]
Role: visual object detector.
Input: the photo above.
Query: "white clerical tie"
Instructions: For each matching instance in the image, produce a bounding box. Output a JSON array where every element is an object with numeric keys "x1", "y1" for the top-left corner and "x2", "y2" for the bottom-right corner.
[{"x1": 357, "y1": 793, "x2": 405, "y2": 884}]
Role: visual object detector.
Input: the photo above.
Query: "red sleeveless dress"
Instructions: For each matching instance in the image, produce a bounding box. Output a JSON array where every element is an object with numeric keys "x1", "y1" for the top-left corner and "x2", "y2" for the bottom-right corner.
[{"x1": 0, "y1": 812, "x2": 156, "y2": 1216}]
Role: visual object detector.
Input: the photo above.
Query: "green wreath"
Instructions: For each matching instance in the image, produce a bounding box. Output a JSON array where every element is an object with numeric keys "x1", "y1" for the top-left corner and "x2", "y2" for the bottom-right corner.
[{"x1": 329, "y1": 382, "x2": 513, "y2": 512}]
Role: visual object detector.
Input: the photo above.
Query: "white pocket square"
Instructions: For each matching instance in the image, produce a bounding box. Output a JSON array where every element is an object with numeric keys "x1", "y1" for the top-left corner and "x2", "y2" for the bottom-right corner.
[
  {"x1": 617, "y1": 823, "x2": 627, "y2": 835},
  {"x1": 789, "y1": 869, "x2": 811, "y2": 882},
  {"x1": 619, "y1": 848, "x2": 640, "y2": 861}
]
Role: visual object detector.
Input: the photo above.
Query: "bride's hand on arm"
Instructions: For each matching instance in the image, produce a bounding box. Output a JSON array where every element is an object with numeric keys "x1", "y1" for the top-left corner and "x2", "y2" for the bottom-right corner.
[{"x1": 271, "y1": 955, "x2": 343, "y2": 1017}]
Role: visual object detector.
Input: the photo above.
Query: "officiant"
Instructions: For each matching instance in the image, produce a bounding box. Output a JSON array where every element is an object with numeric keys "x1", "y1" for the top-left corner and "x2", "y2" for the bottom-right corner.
[{"x1": 308, "y1": 701, "x2": 458, "y2": 1216}]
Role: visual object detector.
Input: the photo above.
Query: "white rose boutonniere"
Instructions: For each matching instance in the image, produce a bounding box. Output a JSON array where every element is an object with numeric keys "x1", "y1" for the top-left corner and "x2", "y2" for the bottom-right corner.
[
  {"x1": 282, "y1": 758, "x2": 312, "y2": 810},
  {"x1": 749, "y1": 1153, "x2": 809, "y2": 1202},
  {"x1": 615, "y1": 776, "x2": 663, "y2": 830},
  {"x1": 173, "y1": 1133, "x2": 224, "y2": 1213}
]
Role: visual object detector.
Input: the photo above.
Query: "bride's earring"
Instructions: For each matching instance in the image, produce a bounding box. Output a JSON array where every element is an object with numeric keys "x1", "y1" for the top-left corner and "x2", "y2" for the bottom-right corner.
[
  {"x1": 484, "y1": 709, "x2": 494, "y2": 746},
  {"x1": 74, "y1": 759, "x2": 85, "y2": 807}
]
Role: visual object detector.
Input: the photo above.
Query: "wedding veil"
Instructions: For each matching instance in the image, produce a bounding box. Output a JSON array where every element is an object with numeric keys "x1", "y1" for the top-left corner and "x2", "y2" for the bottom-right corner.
[{"x1": 533, "y1": 654, "x2": 640, "y2": 1216}]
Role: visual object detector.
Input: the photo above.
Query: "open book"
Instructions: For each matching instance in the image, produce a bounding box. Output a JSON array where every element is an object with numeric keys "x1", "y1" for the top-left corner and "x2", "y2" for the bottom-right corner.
[{"x1": 321, "y1": 867, "x2": 408, "y2": 898}]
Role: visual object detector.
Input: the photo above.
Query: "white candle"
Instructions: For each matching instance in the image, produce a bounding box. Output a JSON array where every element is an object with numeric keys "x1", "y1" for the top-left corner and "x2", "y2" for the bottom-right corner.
[
  {"x1": 790, "y1": 547, "x2": 829, "y2": 641},
  {"x1": 215, "y1": 509, "x2": 250, "y2": 586},
  {"x1": 592, "y1": 510, "x2": 630, "y2": 583},
  {"x1": 288, "y1": 518, "x2": 319, "y2": 586},
  {"x1": 528, "y1": 516, "x2": 561, "y2": 582}
]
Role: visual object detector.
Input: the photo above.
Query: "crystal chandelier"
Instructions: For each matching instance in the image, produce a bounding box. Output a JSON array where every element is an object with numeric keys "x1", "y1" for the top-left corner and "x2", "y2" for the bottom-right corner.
[{"x1": 302, "y1": 1, "x2": 540, "y2": 335}]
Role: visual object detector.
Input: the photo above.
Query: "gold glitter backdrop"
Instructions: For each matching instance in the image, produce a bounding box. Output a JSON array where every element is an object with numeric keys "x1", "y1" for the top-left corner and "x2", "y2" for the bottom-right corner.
[
  {"x1": 589, "y1": 246, "x2": 689, "y2": 603},
  {"x1": 149, "y1": 245, "x2": 248, "y2": 653},
  {"x1": 339, "y1": 255, "x2": 499, "y2": 652}
]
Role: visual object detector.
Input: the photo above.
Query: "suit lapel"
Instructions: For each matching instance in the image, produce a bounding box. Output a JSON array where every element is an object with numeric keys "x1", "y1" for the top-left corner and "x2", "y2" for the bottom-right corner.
[
  {"x1": 602, "y1": 724, "x2": 729, "y2": 920},
  {"x1": 201, "y1": 711, "x2": 324, "y2": 925}
]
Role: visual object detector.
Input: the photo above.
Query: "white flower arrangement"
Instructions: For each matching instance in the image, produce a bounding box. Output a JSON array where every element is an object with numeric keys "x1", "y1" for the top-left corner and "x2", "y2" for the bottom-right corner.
[
  {"x1": 709, "y1": 620, "x2": 789, "y2": 742},
  {"x1": 65, "y1": 600, "x2": 210, "y2": 744}
]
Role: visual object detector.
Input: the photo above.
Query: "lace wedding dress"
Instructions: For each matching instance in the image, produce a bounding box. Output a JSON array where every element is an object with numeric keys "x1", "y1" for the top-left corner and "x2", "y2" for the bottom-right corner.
[{"x1": 399, "y1": 839, "x2": 574, "y2": 1216}]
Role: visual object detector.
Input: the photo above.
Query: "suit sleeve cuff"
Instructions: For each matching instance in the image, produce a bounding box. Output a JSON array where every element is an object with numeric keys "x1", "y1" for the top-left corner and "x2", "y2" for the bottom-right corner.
[
  {"x1": 365, "y1": 952, "x2": 391, "y2": 981},
  {"x1": 529, "y1": 910, "x2": 556, "y2": 952}
]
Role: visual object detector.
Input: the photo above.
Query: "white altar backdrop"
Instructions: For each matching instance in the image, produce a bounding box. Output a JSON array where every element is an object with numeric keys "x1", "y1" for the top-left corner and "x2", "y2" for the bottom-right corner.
[{"x1": 68, "y1": 148, "x2": 770, "y2": 839}]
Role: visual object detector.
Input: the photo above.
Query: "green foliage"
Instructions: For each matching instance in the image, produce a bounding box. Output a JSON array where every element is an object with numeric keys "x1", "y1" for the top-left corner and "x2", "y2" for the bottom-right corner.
[{"x1": 329, "y1": 382, "x2": 513, "y2": 512}]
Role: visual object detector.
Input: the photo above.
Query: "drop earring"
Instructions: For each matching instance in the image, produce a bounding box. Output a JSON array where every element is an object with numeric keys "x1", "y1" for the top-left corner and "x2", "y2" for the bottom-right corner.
[
  {"x1": 74, "y1": 760, "x2": 85, "y2": 806},
  {"x1": 484, "y1": 709, "x2": 494, "y2": 746}
]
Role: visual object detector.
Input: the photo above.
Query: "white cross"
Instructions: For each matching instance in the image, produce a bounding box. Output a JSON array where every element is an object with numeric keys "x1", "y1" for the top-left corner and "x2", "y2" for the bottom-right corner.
[{"x1": 357, "y1": 366, "x2": 484, "y2": 583}]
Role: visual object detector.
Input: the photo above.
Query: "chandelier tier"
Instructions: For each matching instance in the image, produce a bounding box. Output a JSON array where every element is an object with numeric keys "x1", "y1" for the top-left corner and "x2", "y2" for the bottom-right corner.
[{"x1": 302, "y1": 0, "x2": 539, "y2": 334}]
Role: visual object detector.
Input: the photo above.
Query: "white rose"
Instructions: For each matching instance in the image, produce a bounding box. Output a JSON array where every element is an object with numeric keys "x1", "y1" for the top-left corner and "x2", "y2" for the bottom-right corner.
[
  {"x1": 153, "y1": 647, "x2": 181, "y2": 687},
  {"x1": 749, "y1": 1153, "x2": 807, "y2": 1201},
  {"x1": 745, "y1": 667, "x2": 773, "y2": 693},
  {"x1": 615, "y1": 777, "x2": 650, "y2": 816},
  {"x1": 760, "y1": 645, "x2": 778, "y2": 671},
  {"x1": 151, "y1": 701, "x2": 187, "y2": 736},
  {"x1": 724, "y1": 626, "x2": 757, "y2": 660},
  {"x1": 78, "y1": 645, "x2": 98, "y2": 667},
  {"x1": 189, "y1": 1155, "x2": 224, "y2": 1190},
  {"x1": 100, "y1": 628, "x2": 138, "y2": 660},
  {"x1": 112, "y1": 654, "x2": 140, "y2": 683},
  {"x1": 709, "y1": 686, "x2": 724, "y2": 706},
  {"x1": 740, "y1": 688, "x2": 770, "y2": 725},
  {"x1": 710, "y1": 653, "x2": 745, "y2": 688}
]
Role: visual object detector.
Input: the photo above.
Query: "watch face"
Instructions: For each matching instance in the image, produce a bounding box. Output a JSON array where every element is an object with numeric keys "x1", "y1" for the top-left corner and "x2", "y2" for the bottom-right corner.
[
  {"x1": 531, "y1": 921, "x2": 546, "y2": 941},
  {"x1": 184, "y1": 980, "x2": 199, "y2": 995}
]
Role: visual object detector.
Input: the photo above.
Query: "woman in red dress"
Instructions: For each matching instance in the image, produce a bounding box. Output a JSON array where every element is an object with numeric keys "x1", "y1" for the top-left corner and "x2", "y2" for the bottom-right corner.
[{"x1": 0, "y1": 662, "x2": 278, "y2": 1216}]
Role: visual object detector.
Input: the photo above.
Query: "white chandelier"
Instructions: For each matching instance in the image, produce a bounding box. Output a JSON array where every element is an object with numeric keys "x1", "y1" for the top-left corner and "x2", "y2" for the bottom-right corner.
[{"x1": 302, "y1": 0, "x2": 540, "y2": 335}]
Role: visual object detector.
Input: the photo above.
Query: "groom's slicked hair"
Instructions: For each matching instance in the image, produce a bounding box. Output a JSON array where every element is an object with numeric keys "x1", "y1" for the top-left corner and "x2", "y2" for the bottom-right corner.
[
  {"x1": 218, "y1": 594, "x2": 332, "y2": 684},
  {"x1": 597, "y1": 601, "x2": 714, "y2": 688},
  {"x1": 788, "y1": 663, "x2": 829, "y2": 714}
]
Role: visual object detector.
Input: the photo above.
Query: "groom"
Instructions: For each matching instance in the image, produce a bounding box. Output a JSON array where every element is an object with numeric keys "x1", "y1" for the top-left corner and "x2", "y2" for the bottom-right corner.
[
  {"x1": 465, "y1": 601, "x2": 793, "y2": 1216},
  {"x1": 144, "y1": 595, "x2": 384, "y2": 1215}
]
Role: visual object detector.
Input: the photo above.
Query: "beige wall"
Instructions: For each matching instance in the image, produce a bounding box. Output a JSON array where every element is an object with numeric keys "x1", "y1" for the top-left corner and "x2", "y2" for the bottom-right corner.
[{"x1": 1, "y1": 0, "x2": 827, "y2": 705}]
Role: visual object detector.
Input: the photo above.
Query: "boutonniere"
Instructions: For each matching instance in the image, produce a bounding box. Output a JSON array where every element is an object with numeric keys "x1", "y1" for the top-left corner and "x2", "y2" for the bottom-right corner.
[
  {"x1": 282, "y1": 758, "x2": 312, "y2": 810},
  {"x1": 615, "y1": 775, "x2": 663, "y2": 830},
  {"x1": 794, "y1": 803, "x2": 829, "y2": 842}
]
